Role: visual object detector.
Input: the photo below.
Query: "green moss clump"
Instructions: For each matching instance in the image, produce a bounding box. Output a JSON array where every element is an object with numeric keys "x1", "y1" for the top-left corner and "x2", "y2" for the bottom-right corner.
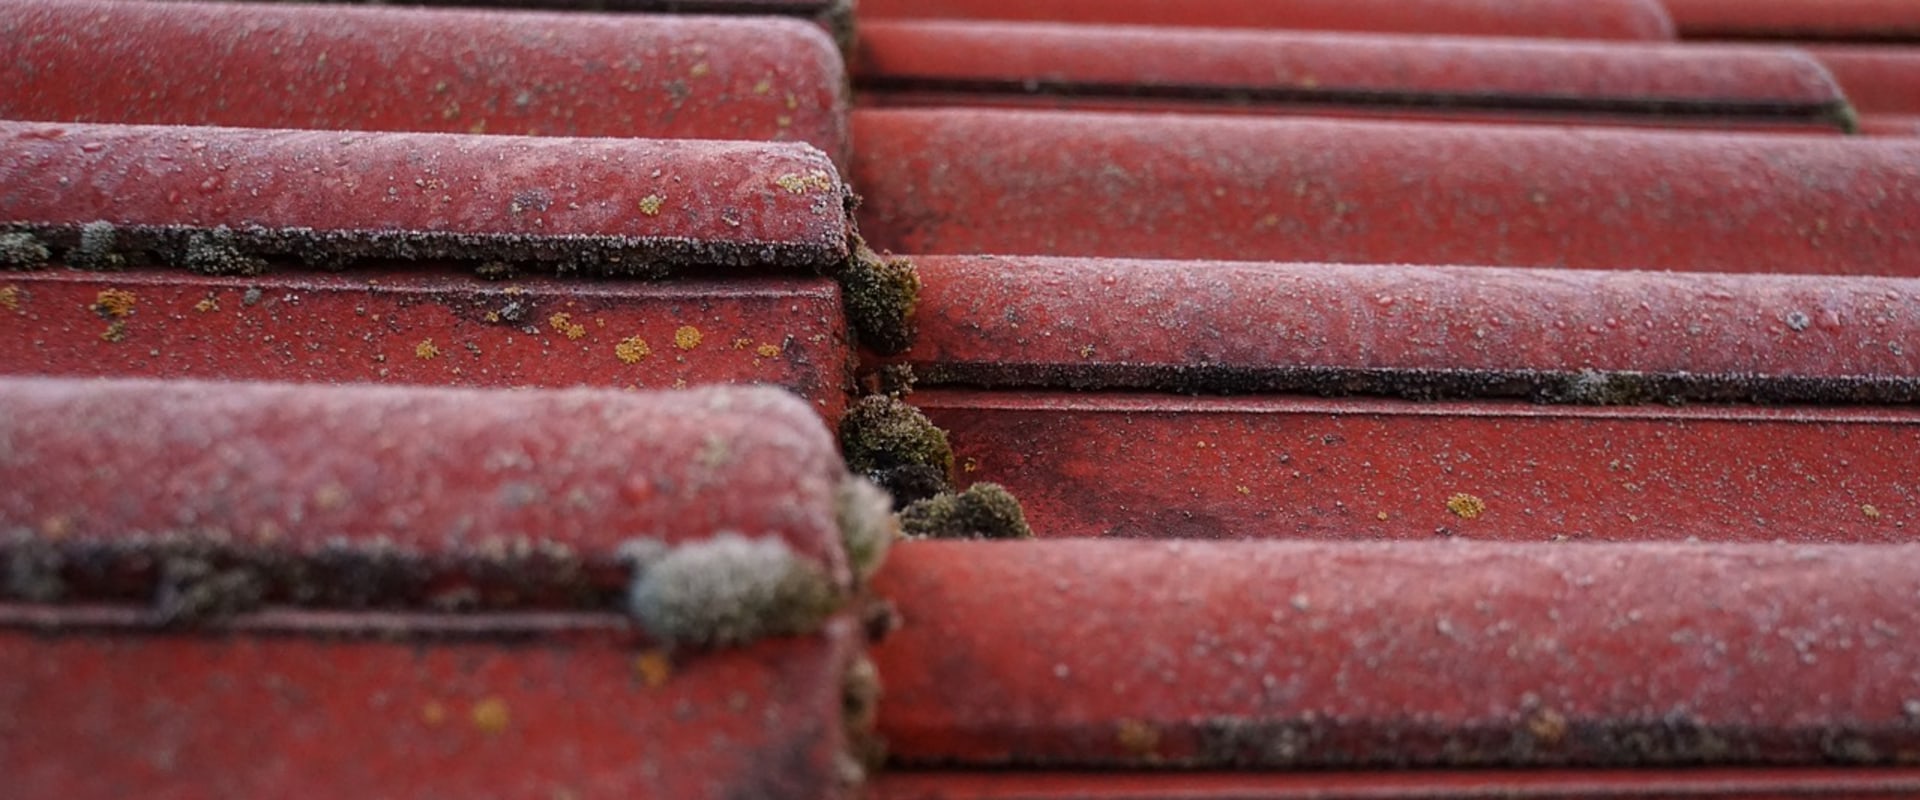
[
  {"x1": 181, "y1": 228, "x2": 267, "y2": 276},
  {"x1": 839, "y1": 395, "x2": 953, "y2": 505},
  {"x1": 0, "y1": 232, "x2": 50, "y2": 269},
  {"x1": 876, "y1": 363, "x2": 917, "y2": 398},
  {"x1": 838, "y1": 242, "x2": 920, "y2": 355},
  {"x1": 900, "y1": 483, "x2": 1032, "y2": 540}
]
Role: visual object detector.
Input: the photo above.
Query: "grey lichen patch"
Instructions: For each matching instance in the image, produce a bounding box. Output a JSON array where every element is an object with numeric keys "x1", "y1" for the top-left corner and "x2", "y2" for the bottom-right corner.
[
  {"x1": 900, "y1": 483, "x2": 1032, "y2": 540},
  {"x1": 836, "y1": 477, "x2": 897, "y2": 584},
  {"x1": 3, "y1": 530, "x2": 65, "y2": 602},
  {"x1": 839, "y1": 394, "x2": 953, "y2": 506},
  {"x1": 0, "y1": 231, "x2": 50, "y2": 269},
  {"x1": 1546, "y1": 369, "x2": 1657, "y2": 406},
  {"x1": 624, "y1": 532, "x2": 839, "y2": 648},
  {"x1": 837, "y1": 240, "x2": 920, "y2": 355},
  {"x1": 69, "y1": 221, "x2": 127, "y2": 270},
  {"x1": 154, "y1": 554, "x2": 266, "y2": 625},
  {"x1": 182, "y1": 228, "x2": 268, "y2": 276}
]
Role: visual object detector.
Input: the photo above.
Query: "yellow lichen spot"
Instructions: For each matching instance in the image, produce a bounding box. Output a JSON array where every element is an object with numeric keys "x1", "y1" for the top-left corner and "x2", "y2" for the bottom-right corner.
[
  {"x1": 470, "y1": 697, "x2": 510, "y2": 734},
  {"x1": 615, "y1": 336, "x2": 651, "y2": 364},
  {"x1": 312, "y1": 483, "x2": 350, "y2": 512},
  {"x1": 756, "y1": 343, "x2": 781, "y2": 358},
  {"x1": 483, "y1": 310, "x2": 500, "y2": 323},
  {"x1": 753, "y1": 78, "x2": 773, "y2": 95},
  {"x1": 1865, "y1": 504, "x2": 1884, "y2": 520},
  {"x1": 1527, "y1": 707, "x2": 1569, "y2": 745},
  {"x1": 415, "y1": 339, "x2": 442, "y2": 360},
  {"x1": 193, "y1": 296, "x2": 219, "y2": 313},
  {"x1": 773, "y1": 170, "x2": 834, "y2": 194},
  {"x1": 776, "y1": 115, "x2": 793, "y2": 129},
  {"x1": 634, "y1": 650, "x2": 673, "y2": 688},
  {"x1": 1376, "y1": 511, "x2": 1390, "y2": 522},
  {"x1": 962, "y1": 457, "x2": 979, "y2": 473},
  {"x1": 1078, "y1": 344, "x2": 1096, "y2": 359},
  {"x1": 638, "y1": 194, "x2": 665, "y2": 217},
  {"x1": 733, "y1": 337, "x2": 752, "y2": 350},
  {"x1": 674, "y1": 325, "x2": 703, "y2": 350},
  {"x1": 1116, "y1": 720, "x2": 1160, "y2": 757},
  {"x1": 421, "y1": 701, "x2": 448, "y2": 726},
  {"x1": 671, "y1": 378, "x2": 688, "y2": 390},
  {"x1": 93, "y1": 288, "x2": 137, "y2": 318},
  {"x1": 689, "y1": 61, "x2": 710, "y2": 78},
  {"x1": 548, "y1": 311, "x2": 585, "y2": 340},
  {"x1": 40, "y1": 515, "x2": 72, "y2": 540},
  {"x1": 1235, "y1": 485, "x2": 1251, "y2": 496},
  {"x1": 0, "y1": 285, "x2": 19, "y2": 312},
  {"x1": 1446, "y1": 493, "x2": 1486, "y2": 520},
  {"x1": 99, "y1": 321, "x2": 126, "y2": 343}
]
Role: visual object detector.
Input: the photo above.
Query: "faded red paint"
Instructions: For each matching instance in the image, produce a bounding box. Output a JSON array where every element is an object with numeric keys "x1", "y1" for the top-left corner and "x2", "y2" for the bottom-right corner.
[
  {"x1": 897, "y1": 256, "x2": 1920, "y2": 402},
  {"x1": 0, "y1": 121, "x2": 849, "y2": 273},
  {"x1": 1661, "y1": 0, "x2": 1920, "y2": 40},
  {"x1": 1860, "y1": 114, "x2": 1920, "y2": 136},
  {"x1": 873, "y1": 539, "x2": 1920, "y2": 767},
  {"x1": 871, "y1": 770, "x2": 1920, "y2": 799},
  {"x1": 1809, "y1": 46, "x2": 1920, "y2": 115},
  {"x1": 918, "y1": 389, "x2": 1920, "y2": 542},
  {"x1": 393, "y1": 0, "x2": 838, "y2": 9},
  {"x1": 856, "y1": 21, "x2": 1847, "y2": 131},
  {"x1": 850, "y1": 109, "x2": 1920, "y2": 273},
  {"x1": 858, "y1": 0, "x2": 1677, "y2": 40},
  {"x1": 0, "y1": 612, "x2": 863, "y2": 800},
  {"x1": 0, "y1": 0, "x2": 848, "y2": 158},
  {"x1": 0, "y1": 378, "x2": 854, "y2": 593},
  {"x1": 0, "y1": 269, "x2": 852, "y2": 419}
]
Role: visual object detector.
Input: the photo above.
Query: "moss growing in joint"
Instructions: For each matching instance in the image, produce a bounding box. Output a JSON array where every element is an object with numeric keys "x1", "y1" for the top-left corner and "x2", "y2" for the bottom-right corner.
[
  {"x1": 837, "y1": 240, "x2": 920, "y2": 356},
  {"x1": 182, "y1": 228, "x2": 267, "y2": 276},
  {"x1": 841, "y1": 653, "x2": 886, "y2": 776},
  {"x1": 836, "y1": 477, "x2": 897, "y2": 584},
  {"x1": 0, "y1": 232, "x2": 50, "y2": 269},
  {"x1": 874, "y1": 364, "x2": 917, "y2": 398},
  {"x1": 839, "y1": 395, "x2": 953, "y2": 506},
  {"x1": 900, "y1": 483, "x2": 1032, "y2": 540},
  {"x1": 3, "y1": 532, "x2": 65, "y2": 602},
  {"x1": 153, "y1": 555, "x2": 266, "y2": 625},
  {"x1": 624, "y1": 532, "x2": 839, "y2": 648}
]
